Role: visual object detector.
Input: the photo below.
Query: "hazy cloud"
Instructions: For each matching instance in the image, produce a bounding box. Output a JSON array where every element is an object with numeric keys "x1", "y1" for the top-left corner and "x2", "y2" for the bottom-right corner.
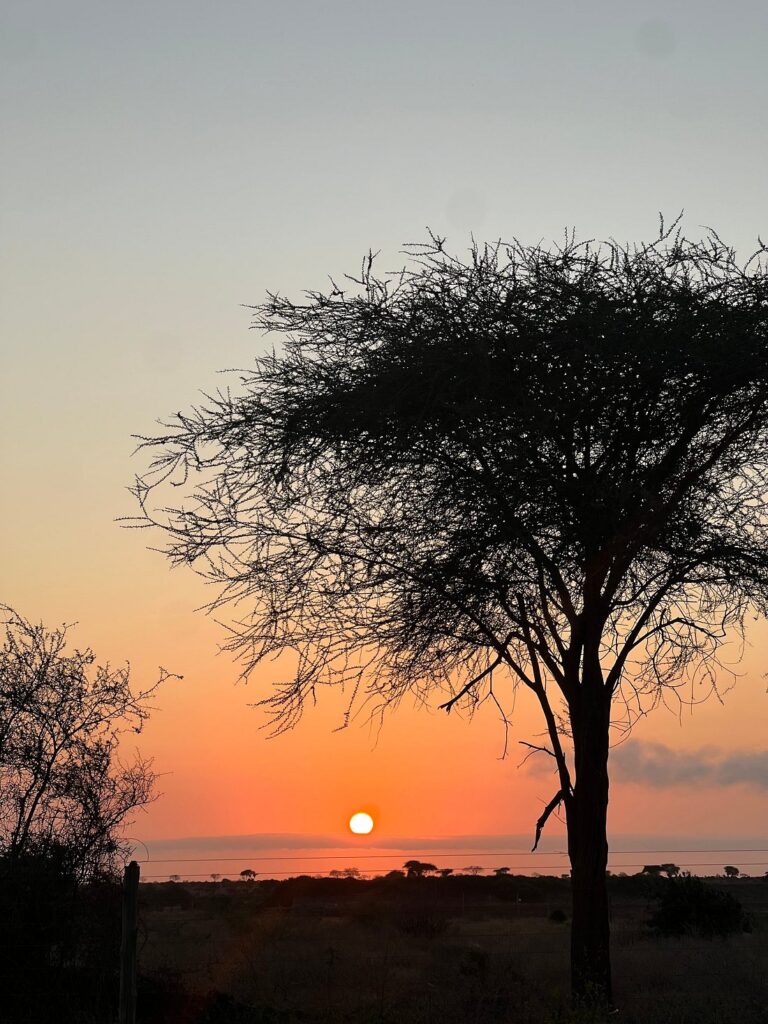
[
  {"x1": 143, "y1": 832, "x2": 572, "y2": 856},
  {"x1": 145, "y1": 833, "x2": 345, "y2": 853},
  {"x1": 612, "y1": 742, "x2": 768, "y2": 790}
]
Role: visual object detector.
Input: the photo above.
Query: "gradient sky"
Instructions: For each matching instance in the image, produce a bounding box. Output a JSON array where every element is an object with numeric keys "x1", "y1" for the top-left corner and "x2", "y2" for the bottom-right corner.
[{"x1": 2, "y1": 1, "x2": 767, "y2": 853}]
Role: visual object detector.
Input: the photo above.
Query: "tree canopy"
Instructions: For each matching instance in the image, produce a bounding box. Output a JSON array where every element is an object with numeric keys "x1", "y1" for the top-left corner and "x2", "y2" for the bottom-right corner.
[{"x1": 135, "y1": 219, "x2": 768, "y2": 735}]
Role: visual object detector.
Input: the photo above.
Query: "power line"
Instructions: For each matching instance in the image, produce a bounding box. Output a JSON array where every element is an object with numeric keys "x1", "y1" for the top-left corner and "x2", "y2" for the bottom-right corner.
[
  {"x1": 142, "y1": 860, "x2": 768, "y2": 879},
  {"x1": 134, "y1": 848, "x2": 768, "y2": 865}
]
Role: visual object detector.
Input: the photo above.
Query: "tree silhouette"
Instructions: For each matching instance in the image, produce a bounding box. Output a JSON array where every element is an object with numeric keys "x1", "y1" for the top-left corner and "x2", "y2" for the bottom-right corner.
[
  {"x1": 494, "y1": 866, "x2": 511, "y2": 876},
  {"x1": 723, "y1": 865, "x2": 740, "y2": 878},
  {"x1": 134, "y1": 219, "x2": 768, "y2": 1004},
  {"x1": 0, "y1": 607, "x2": 165, "y2": 881},
  {"x1": 403, "y1": 860, "x2": 437, "y2": 878},
  {"x1": 464, "y1": 865, "x2": 484, "y2": 876},
  {"x1": 240, "y1": 868, "x2": 257, "y2": 880}
]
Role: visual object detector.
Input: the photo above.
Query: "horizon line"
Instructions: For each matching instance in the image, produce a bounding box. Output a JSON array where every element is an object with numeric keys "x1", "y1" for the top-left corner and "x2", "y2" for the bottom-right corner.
[{"x1": 139, "y1": 830, "x2": 768, "y2": 853}]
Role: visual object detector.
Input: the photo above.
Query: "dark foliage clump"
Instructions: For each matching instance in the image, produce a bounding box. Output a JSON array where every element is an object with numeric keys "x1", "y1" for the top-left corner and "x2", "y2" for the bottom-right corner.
[
  {"x1": 0, "y1": 847, "x2": 121, "y2": 1023},
  {"x1": 648, "y1": 876, "x2": 748, "y2": 938},
  {"x1": 137, "y1": 978, "x2": 290, "y2": 1024},
  {"x1": 396, "y1": 904, "x2": 450, "y2": 939}
]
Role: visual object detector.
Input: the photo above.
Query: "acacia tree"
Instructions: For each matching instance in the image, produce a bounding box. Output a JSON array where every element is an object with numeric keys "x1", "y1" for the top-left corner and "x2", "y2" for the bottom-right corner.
[
  {"x1": 0, "y1": 607, "x2": 164, "y2": 881},
  {"x1": 403, "y1": 860, "x2": 438, "y2": 878},
  {"x1": 133, "y1": 219, "x2": 768, "y2": 1003}
]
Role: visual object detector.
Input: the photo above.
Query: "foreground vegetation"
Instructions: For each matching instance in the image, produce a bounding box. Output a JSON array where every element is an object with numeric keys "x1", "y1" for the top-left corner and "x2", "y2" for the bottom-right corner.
[{"x1": 134, "y1": 873, "x2": 767, "y2": 1024}]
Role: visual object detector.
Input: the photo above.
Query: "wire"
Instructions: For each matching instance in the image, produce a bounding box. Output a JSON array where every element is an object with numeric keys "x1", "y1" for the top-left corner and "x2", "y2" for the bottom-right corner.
[
  {"x1": 134, "y1": 848, "x2": 768, "y2": 864},
  {"x1": 140, "y1": 860, "x2": 768, "y2": 879}
]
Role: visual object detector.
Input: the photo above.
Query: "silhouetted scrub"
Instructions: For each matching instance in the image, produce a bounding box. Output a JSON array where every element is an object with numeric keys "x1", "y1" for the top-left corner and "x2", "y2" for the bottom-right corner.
[
  {"x1": 0, "y1": 847, "x2": 122, "y2": 1023},
  {"x1": 648, "y1": 876, "x2": 749, "y2": 938},
  {"x1": 396, "y1": 905, "x2": 450, "y2": 939}
]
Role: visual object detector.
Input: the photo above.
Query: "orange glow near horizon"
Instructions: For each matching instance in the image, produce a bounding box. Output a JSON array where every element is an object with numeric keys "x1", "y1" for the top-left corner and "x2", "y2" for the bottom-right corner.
[{"x1": 7, "y1": 570, "x2": 768, "y2": 848}]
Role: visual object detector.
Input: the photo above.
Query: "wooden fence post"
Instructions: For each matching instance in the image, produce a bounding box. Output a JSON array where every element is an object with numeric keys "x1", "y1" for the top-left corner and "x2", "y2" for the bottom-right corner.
[{"x1": 119, "y1": 860, "x2": 140, "y2": 1024}]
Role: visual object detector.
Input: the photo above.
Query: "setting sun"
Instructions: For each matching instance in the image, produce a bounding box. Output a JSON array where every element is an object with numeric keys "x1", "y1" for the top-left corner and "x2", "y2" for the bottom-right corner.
[{"x1": 349, "y1": 811, "x2": 374, "y2": 835}]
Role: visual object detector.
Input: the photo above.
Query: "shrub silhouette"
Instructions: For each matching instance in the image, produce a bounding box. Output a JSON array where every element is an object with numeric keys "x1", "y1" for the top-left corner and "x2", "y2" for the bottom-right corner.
[
  {"x1": 648, "y1": 876, "x2": 746, "y2": 938},
  {"x1": 396, "y1": 905, "x2": 449, "y2": 938}
]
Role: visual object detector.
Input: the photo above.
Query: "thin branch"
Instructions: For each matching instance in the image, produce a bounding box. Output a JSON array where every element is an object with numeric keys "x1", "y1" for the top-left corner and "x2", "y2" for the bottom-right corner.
[{"x1": 438, "y1": 654, "x2": 504, "y2": 713}]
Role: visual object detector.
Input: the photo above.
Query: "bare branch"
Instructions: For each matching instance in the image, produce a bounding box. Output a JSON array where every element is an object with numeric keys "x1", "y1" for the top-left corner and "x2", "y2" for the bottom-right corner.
[{"x1": 532, "y1": 790, "x2": 565, "y2": 851}]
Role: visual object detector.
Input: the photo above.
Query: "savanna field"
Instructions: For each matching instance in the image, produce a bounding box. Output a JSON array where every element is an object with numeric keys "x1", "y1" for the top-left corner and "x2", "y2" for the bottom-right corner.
[{"x1": 130, "y1": 873, "x2": 767, "y2": 1024}]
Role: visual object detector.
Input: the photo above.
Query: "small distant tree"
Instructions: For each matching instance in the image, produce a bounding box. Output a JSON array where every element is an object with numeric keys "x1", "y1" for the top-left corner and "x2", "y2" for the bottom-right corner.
[
  {"x1": 660, "y1": 863, "x2": 680, "y2": 878},
  {"x1": 169, "y1": 874, "x2": 180, "y2": 883},
  {"x1": 210, "y1": 873, "x2": 221, "y2": 882},
  {"x1": 135, "y1": 220, "x2": 768, "y2": 1004},
  {"x1": 723, "y1": 865, "x2": 740, "y2": 878},
  {"x1": 494, "y1": 866, "x2": 511, "y2": 876},
  {"x1": 403, "y1": 860, "x2": 437, "y2": 878},
  {"x1": 438, "y1": 868, "x2": 454, "y2": 877},
  {"x1": 642, "y1": 865, "x2": 663, "y2": 877},
  {"x1": 464, "y1": 865, "x2": 484, "y2": 876},
  {"x1": 240, "y1": 868, "x2": 257, "y2": 881},
  {"x1": 342, "y1": 867, "x2": 361, "y2": 878},
  {"x1": 384, "y1": 869, "x2": 405, "y2": 879}
]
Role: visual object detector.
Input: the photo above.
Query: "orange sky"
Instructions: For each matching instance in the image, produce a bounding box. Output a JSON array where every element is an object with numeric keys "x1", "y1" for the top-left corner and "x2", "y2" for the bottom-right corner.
[
  {"x1": 3, "y1": 381, "x2": 767, "y2": 849},
  {"x1": 9, "y1": 546, "x2": 765, "y2": 847}
]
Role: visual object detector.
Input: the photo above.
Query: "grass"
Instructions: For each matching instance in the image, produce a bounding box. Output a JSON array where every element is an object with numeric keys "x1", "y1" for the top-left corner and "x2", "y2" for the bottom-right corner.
[{"x1": 136, "y1": 876, "x2": 768, "y2": 1024}]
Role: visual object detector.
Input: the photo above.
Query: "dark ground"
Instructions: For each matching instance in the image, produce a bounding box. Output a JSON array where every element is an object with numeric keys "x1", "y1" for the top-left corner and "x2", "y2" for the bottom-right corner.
[
  {"x1": 2, "y1": 867, "x2": 765, "y2": 1023},
  {"x1": 133, "y1": 873, "x2": 768, "y2": 1024}
]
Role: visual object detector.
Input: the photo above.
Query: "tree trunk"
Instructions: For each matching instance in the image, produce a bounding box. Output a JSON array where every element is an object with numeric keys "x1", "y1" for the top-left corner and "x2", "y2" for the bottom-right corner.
[{"x1": 567, "y1": 687, "x2": 612, "y2": 1007}]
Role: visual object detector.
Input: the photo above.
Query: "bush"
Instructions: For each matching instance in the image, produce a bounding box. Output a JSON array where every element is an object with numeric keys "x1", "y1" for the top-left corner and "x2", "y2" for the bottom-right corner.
[
  {"x1": 0, "y1": 847, "x2": 121, "y2": 1023},
  {"x1": 395, "y1": 905, "x2": 449, "y2": 939},
  {"x1": 648, "y1": 876, "x2": 747, "y2": 938}
]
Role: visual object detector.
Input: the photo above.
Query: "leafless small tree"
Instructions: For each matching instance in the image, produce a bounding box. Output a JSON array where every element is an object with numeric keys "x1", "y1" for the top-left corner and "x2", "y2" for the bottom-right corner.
[
  {"x1": 133, "y1": 217, "x2": 768, "y2": 1004},
  {"x1": 0, "y1": 607, "x2": 167, "y2": 881}
]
